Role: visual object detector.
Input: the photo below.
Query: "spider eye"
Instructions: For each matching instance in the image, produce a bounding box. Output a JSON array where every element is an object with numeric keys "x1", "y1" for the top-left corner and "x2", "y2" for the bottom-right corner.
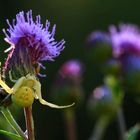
[{"x1": 12, "y1": 86, "x2": 34, "y2": 107}]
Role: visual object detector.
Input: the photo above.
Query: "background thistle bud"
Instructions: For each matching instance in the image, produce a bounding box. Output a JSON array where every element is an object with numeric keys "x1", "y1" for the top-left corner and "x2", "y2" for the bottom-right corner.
[
  {"x1": 88, "y1": 86, "x2": 117, "y2": 119},
  {"x1": 51, "y1": 60, "x2": 84, "y2": 107},
  {"x1": 88, "y1": 75, "x2": 123, "y2": 119},
  {"x1": 86, "y1": 31, "x2": 112, "y2": 63},
  {"x1": 121, "y1": 54, "x2": 140, "y2": 94},
  {"x1": 102, "y1": 59, "x2": 121, "y2": 76},
  {"x1": 110, "y1": 24, "x2": 140, "y2": 94}
]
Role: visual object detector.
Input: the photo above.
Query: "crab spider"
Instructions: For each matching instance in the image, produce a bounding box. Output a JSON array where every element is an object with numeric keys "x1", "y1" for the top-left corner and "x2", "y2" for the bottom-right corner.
[{"x1": 0, "y1": 74, "x2": 74, "y2": 108}]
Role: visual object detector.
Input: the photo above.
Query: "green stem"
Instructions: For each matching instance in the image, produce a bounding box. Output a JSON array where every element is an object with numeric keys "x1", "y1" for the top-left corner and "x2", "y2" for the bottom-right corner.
[
  {"x1": 24, "y1": 106, "x2": 35, "y2": 140},
  {"x1": 64, "y1": 109, "x2": 77, "y2": 140},
  {"x1": 117, "y1": 108, "x2": 126, "y2": 140},
  {"x1": 89, "y1": 116, "x2": 109, "y2": 140},
  {"x1": 1, "y1": 107, "x2": 27, "y2": 140}
]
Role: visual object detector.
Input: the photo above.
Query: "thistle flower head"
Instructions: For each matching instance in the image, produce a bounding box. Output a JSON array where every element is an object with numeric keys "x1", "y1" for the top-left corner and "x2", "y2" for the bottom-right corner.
[
  {"x1": 87, "y1": 31, "x2": 111, "y2": 47},
  {"x1": 52, "y1": 60, "x2": 84, "y2": 106},
  {"x1": 3, "y1": 10, "x2": 65, "y2": 78},
  {"x1": 86, "y1": 31, "x2": 112, "y2": 63},
  {"x1": 87, "y1": 86, "x2": 115, "y2": 118},
  {"x1": 110, "y1": 24, "x2": 140, "y2": 58},
  {"x1": 59, "y1": 60, "x2": 83, "y2": 79},
  {"x1": 91, "y1": 86, "x2": 112, "y2": 103}
]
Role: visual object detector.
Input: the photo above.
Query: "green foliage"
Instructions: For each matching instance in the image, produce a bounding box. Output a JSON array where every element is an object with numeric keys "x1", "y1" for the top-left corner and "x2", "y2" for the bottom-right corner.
[
  {"x1": 126, "y1": 124, "x2": 140, "y2": 140},
  {"x1": 0, "y1": 130, "x2": 23, "y2": 140}
]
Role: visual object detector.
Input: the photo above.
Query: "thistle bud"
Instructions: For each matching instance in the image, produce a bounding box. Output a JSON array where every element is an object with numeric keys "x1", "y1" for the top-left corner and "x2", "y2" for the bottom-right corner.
[
  {"x1": 88, "y1": 86, "x2": 118, "y2": 119},
  {"x1": 110, "y1": 24, "x2": 140, "y2": 94},
  {"x1": 51, "y1": 60, "x2": 84, "y2": 107},
  {"x1": 86, "y1": 31, "x2": 112, "y2": 63}
]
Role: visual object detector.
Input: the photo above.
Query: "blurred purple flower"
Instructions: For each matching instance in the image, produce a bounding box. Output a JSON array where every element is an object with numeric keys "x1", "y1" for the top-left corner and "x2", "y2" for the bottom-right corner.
[
  {"x1": 110, "y1": 24, "x2": 140, "y2": 58},
  {"x1": 87, "y1": 31, "x2": 111, "y2": 47},
  {"x1": 110, "y1": 24, "x2": 140, "y2": 93},
  {"x1": 86, "y1": 31, "x2": 112, "y2": 63},
  {"x1": 91, "y1": 86, "x2": 112, "y2": 102},
  {"x1": 52, "y1": 60, "x2": 84, "y2": 106},
  {"x1": 88, "y1": 85, "x2": 118, "y2": 118},
  {"x1": 59, "y1": 60, "x2": 84, "y2": 79},
  {"x1": 3, "y1": 10, "x2": 65, "y2": 77}
]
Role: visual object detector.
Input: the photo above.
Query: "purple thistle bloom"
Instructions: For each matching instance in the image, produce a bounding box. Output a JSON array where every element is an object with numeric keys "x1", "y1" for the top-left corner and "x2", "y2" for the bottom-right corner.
[
  {"x1": 86, "y1": 31, "x2": 112, "y2": 63},
  {"x1": 87, "y1": 31, "x2": 111, "y2": 47},
  {"x1": 52, "y1": 60, "x2": 84, "y2": 105},
  {"x1": 91, "y1": 86, "x2": 112, "y2": 102},
  {"x1": 59, "y1": 60, "x2": 83, "y2": 79},
  {"x1": 110, "y1": 24, "x2": 140, "y2": 58},
  {"x1": 3, "y1": 10, "x2": 65, "y2": 78}
]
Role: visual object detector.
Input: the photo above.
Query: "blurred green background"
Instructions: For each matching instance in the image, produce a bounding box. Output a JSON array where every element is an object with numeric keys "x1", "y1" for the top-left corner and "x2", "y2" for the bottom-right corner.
[{"x1": 0, "y1": 0, "x2": 140, "y2": 140}]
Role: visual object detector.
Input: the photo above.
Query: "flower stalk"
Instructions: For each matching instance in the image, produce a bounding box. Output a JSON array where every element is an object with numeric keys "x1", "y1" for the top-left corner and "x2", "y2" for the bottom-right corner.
[
  {"x1": 24, "y1": 106, "x2": 35, "y2": 140},
  {"x1": 117, "y1": 108, "x2": 126, "y2": 140},
  {"x1": 64, "y1": 109, "x2": 77, "y2": 140},
  {"x1": 89, "y1": 116, "x2": 109, "y2": 140}
]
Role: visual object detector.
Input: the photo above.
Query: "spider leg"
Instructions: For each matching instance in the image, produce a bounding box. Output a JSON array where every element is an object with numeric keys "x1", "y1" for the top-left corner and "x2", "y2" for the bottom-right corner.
[
  {"x1": 0, "y1": 62, "x2": 12, "y2": 93},
  {"x1": 9, "y1": 70, "x2": 17, "y2": 83},
  {"x1": 0, "y1": 78, "x2": 13, "y2": 94},
  {"x1": 39, "y1": 99, "x2": 75, "y2": 109},
  {"x1": 12, "y1": 76, "x2": 26, "y2": 93},
  {"x1": 34, "y1": 80, "x2": 75, "y2": 109}
]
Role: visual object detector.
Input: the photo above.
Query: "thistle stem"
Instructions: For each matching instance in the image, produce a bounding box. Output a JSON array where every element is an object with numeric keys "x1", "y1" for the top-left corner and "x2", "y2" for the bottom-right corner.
[
  {"x1": 89, "y1": 116, "x2": 109, "y2": 140},
  {"x1": 117, "y1": 108, "x2": 126, "y2": 140},
  {"x1": 24, "y1": 106, "x2": 35, "y2": 140},
  {"x1": 1, "y1": 107, "x2": 27, "y2": 140},
  {"x1": 64, "y1": 109, "x2": 77, "y2": 140}
]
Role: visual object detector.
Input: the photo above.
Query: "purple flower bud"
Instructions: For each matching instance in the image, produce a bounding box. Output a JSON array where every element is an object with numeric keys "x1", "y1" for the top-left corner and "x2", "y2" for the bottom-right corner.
[
  {"x1": 51, "y1": 60, "x2": 84, "y2": 106},
  {"x1": 87, "y1": 31, "x2": 111, "y2": 47},
  {"x1": 121, "y1": 54, "x2": 140, "y2": 93},
  {"x1": 86, "y1": 31, "x2": 112, "y2": 63},
  {"x1": 88, "y1": 86, "x2": 119, "y2": 118},
  {"x1": 110, "y1": 24, "x2": 140, "y2": 93},
  {"x1": 3, "y1": 10, "x2": 65, "y2": 78},
  {"x1": 103, "y1": 59, "x2": 121, "y2": 75},
  {"x1": 90, "y1": 86, "x2": 112, "y2": 103},
  {"x1": 59, "y1": 60, "x2": 84, "y2": 81}
]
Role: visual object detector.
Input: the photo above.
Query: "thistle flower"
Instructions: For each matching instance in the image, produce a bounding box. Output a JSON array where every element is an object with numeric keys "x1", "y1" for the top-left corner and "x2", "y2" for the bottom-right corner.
[
  {"x1": 86, "y1": 31, "x2": 112, "y2": 63},
  {"x1": 110, "y1": 24, "x2": 140, "y2": 58},
  {"x1": 110, "y1": 24, "x2": 140, "y2": 93},
  {"x1": 88, "y1": 76, "x2": 122, "y2": 119},
  {"x1": 3, "y1": 10, "x2": 65, "y2": 78},
  {"x1": 59, "y1": 60, "x2": 83, "y2": 81},
  {"x1": 0, "y1": 11, "x2": 74, "y2": 109},
  {"x1": 87, "y1": 31, "x2": 111, "y2": 47},
  {"x1": 52, "y1": 60, "x2": 84, "y2": 106},
  {"x1": 88, "y1": 86, "x2": 114, "y2": 118}
]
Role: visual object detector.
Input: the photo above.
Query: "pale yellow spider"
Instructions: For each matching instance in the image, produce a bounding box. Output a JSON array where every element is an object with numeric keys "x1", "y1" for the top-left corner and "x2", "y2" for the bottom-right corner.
[{"x1": 0, "y1": 73, "x2": 74, "y2": 108}]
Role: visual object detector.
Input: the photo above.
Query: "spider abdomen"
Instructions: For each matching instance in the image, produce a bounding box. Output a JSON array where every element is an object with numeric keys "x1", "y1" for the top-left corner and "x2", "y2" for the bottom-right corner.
[{"x1": 12, "y1": 86, "x2": 34, "y2": 107}]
